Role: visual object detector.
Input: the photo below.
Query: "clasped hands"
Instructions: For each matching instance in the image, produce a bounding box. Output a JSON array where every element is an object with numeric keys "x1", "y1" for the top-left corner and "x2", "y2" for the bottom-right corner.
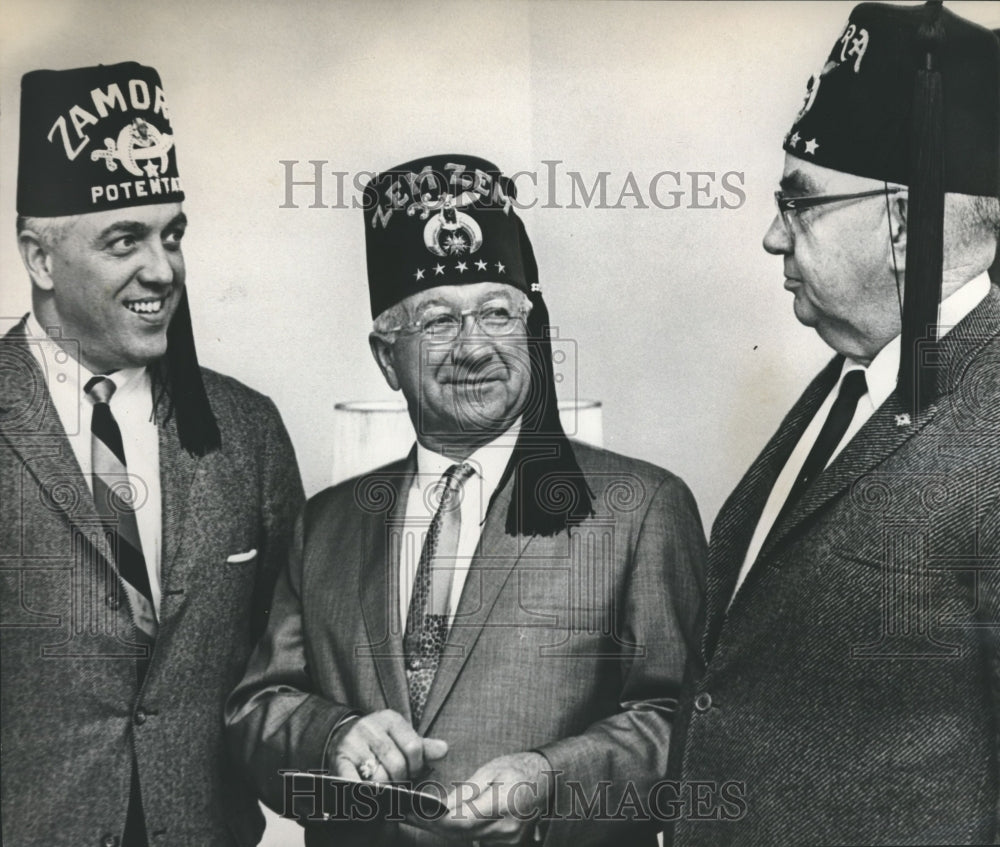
[{"x1": 329, "y1": 709, "x2": 551, "y2": 844}]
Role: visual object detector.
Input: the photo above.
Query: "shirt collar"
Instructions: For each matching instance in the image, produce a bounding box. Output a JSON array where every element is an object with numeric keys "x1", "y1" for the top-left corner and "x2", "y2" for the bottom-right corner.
[
  {"x1": 841, "y1": 271, "x2": 991, "y2": 405},
  {"x1": 414, "y1": 417, "x2": 522, "y2": 492},
  {"x1": 25, "y1": 312, "x2": 149, "y2": 402}
]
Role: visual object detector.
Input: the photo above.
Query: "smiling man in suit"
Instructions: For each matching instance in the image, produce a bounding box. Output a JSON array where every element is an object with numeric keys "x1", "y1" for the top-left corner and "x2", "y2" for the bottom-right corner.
[
  {"x1": 668, "y1": 4, "x2": 1000, "y2": 846},
  {"x1": 226, "y1": 154, "x2": 706, "y2": 846},
  {"x1": 0, "y1": 62, "x2": 304, "y2": 846}
]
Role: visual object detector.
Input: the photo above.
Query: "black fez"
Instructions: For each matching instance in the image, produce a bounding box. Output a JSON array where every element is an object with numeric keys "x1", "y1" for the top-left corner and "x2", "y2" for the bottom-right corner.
[
  {"x1": 784, "y1": 2, "x2": 999, "y2": 195},
  {"x1": 363, "y1": 153, "x2": 594, "y2": 535},
  {"x1": 17, "y1": 62, "x2": 218, "y2": 455},
  {"x1": 786, "y1": 2, "x2": 1000, "y2": 414},
  {"x1": 363, "y1": 154, "x2": 532, "y2": 319},
  {"x1": 18, "y1": 62, "x2": 184, "y2": 217}
]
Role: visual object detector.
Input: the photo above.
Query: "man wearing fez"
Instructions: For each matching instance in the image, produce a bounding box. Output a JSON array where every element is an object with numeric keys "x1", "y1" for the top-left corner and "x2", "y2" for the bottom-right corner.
[
  {"x1": 227, "y1": 154, "x2": 706, "y2": 845},
  {"x1": 669, "y1": 3, "x2": 1000, "y2": 845},
  {"x1": 1, "y1": 63, "x2": 304, "y2": 846}
]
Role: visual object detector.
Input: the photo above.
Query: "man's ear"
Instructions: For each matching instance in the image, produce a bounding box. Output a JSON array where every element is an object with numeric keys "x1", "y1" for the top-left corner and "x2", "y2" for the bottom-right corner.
[
  {"x1": 18, "y1": 229, "x2": 55, "y2": 292},
  {"x1": 887, "y1": 193, "x2": 908, "y2": 274},
  {"x1": 369, "y1": 332, "x2": 400, "y2": 391}
]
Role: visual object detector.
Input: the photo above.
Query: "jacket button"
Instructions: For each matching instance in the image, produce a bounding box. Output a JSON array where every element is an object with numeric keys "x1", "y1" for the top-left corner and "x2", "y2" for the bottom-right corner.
[
  {"x1": 105, "y1": 593, "x2": 121, "y2": 610},
  {"x1": 134, "y1": 708, "x2": 148, "y2": 725},
  {"x1": 694, "y1": 692, "x2": 713, "y2": 712},
  {"x1": 100, "y1": 834, "x2": 119, "y2": 847}
]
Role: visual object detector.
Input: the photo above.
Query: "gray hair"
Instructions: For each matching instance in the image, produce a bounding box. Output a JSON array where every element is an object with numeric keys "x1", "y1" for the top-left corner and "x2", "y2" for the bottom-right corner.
[
  {"x1": 16, "y1": 214, "x2": 70, "y2": 248},
  {"x1": 371, "y1": 301, "x2": 409, "y2": 341},
  {"x1": 943, "y1": 194, "x2": 1000, "y2": 272}
]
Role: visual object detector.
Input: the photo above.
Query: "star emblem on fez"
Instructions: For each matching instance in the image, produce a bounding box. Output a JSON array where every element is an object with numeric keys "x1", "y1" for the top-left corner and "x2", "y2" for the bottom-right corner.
[
  {"x1": 444, "y1": 233, "x2": 469, "y2": 254},
  {"x1": 143, "y1": 160, "x2": 160, "y2": 177},
  {"x1": 894, "y1": 413, "x2": 911, "y2": 427},
  {"x1": 496, "y1": 262, "x2": 505, "y2": 273},
  {"x1": 433, "y1": 263, "x2": 445, "y2": 275},
  {"x1": 456, "y1": 261, "x2": 468, "y2": 273},
  {"x1": 789, "y1": 131, "x2": 801, "y2": 148},
  {"x1": 475, "y1": 260, "x2": 488, "y2": 271},
  {"x1": 804, "y1": 137, "x2": 820, "y2": 155},
  {"x1": 414, "y1": 268, "x2": 425, "y2": 281}
]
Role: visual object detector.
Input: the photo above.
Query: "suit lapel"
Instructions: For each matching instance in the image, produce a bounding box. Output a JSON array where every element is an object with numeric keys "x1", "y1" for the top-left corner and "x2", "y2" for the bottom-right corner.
[
  {"x1": 755, "y1": 288, "x2": 1000, "y2": 568},
  {"x1": 701, "y1": 357, "x2": 841, "y2": 660},
  {"x1": 157, "y1": 403, "x2": 200, "y2": 588},
  {"x1": 712, "y1": 287, "x2": 1000, "y2": 647},
  {"x1": 358, "y1": 456, "x2": 414, "y2": 718},
  {"x1": 0, "y1": 324, "x2": 106, "y2": 549},
  {"x1": 418, "y1": 474, "x2": 532, "y2": 734},
  {"x1": 752, "y1": 394, "x2": 934, "y2": 566}
]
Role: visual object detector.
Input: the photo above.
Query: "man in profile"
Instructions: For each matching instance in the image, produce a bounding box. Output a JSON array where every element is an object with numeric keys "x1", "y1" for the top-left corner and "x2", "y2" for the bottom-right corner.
[
  {"x1": 227, "y1": 154, "x2": 706, "y2": 846},
  {"x1": 1, "y1": 62, "x2": 304, "y2": 846},
  {"x1": 669, "y1": 4, "x2": 1000, "y2": 844}
]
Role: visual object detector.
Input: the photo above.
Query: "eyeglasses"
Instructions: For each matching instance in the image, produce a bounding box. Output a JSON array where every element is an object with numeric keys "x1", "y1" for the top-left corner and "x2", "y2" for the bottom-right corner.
[
  {"x1": 774, "y1": 186, "x2": 905, "y2": 237},
  {"x1": 387, "y1": 304, "x2": 529, "y2": 342}
]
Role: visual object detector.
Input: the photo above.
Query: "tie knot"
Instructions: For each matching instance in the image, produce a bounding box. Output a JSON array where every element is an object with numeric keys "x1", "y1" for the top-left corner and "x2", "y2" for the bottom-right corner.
[
  {"x1": 840, "y1": 369, "x2": 868, "y2": 401},
  {"x1": 443, "y1": 462, "x2": 476, "y2": 491},
  {"x1": 85, "y1": 376, "x2": 117, "y2": 405}
]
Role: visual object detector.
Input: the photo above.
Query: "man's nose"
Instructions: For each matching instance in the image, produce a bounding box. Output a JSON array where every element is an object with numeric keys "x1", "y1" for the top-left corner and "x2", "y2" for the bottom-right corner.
[
  {"x1": 137, "y1": 241, "x2": 178, "y2": 285},
  {"x1": 450, "y1": 314, "x2": 494, "y2": 358},
  {"x1": 763, "y1": 214, "x2": 793, "y2": 255}
]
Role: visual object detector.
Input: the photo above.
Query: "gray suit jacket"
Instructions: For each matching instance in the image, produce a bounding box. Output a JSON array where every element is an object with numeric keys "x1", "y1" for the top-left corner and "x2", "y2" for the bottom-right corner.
[
  {"x1": 669, "y1": 286, "x2": 1000, "y2": 846},
  {"x1": 0, "y1": 323, "x2": 304, "y2": 846},
  {"x1": 227, "y1": 440, "x2": 706, "y2": 846}
]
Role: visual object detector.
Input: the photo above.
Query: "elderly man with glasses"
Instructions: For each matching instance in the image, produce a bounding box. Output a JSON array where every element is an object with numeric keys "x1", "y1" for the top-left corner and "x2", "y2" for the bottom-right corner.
[
  {"x1": 667, "y1": 3, "x2": 1000, "y2": 846},
  {"x1": 227, "y1": 154, "x2": 706, "y2": 847}
]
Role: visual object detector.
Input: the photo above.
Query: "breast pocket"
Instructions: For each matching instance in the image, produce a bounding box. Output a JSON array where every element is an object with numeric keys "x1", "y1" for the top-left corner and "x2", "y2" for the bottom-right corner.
[
  {"x1": 223, "y1": 548, "x2": 259, "y2": 584},
  {"x1": 225, "y1": 548, "x2": 258, "y2": 565}
]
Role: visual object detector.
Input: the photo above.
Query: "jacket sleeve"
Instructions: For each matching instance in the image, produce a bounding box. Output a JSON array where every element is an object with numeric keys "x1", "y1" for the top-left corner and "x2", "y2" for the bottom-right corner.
[
  {"x1": 535, "y1": 473, "x2": 707, "y2": 847},
  {"x1": 225, "y1": 508, "x2": 357, "y2": 816}
]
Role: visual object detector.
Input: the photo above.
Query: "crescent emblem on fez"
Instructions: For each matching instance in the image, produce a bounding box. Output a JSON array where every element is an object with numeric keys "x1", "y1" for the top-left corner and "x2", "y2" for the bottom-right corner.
[
  {"x1": 423, "y1": 201, "x2": 483, "y2": 257},
  {"x1": 91, "y1": 117, "x2": 174, "y2": 178}
]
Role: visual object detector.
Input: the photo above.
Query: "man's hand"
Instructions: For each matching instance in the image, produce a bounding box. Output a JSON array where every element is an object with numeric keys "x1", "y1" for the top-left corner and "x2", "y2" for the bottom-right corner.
[
  {"x1": 410, "y1": 751, "x2": 553, "y2": 845},
  {"x1": 328, "y1": 709, "x2": 447, "y2": 782}
]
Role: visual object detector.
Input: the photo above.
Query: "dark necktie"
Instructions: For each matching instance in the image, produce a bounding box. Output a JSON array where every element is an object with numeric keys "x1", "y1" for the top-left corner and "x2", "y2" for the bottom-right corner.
[
  {"x1": 772, "y1": 368, "x2": 869, "y2": 532},
  {"x1": 404, "y1": 462, "x2": 475, "y2": 725},
  {"x1": 85, "y1": 376, "x2": 157, "y2": 640}
]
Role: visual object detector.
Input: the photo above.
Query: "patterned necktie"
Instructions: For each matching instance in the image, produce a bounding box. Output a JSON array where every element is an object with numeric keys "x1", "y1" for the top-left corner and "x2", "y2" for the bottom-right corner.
[
  {"x1": 404, "y1": 462, "x2": 476, "y2": 725},
  {"x1": 85, "y1": 376, "x2": 157, "y2": 639},
  {"x1": 771, "y1": 368, "x2": 869, "y2": 534}
]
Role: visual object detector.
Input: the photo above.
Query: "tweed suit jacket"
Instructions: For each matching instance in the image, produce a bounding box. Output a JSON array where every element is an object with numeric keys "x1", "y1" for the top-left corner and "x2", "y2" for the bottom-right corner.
[
  {"x1": 0, "y1": 323, "x2": 305, "y2": 847},
  {"x1": 668, "y1": 286, "x2": 1000, "y2": 846},
  {"x1": 226, "y1": 440, "x2": 706, "y2": 847}
]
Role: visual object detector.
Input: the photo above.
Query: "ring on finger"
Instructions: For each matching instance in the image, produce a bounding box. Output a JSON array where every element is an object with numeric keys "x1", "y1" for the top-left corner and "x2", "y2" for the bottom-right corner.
[{"x1": 358, "y1": 757, "x2": 378, "y2": 781}]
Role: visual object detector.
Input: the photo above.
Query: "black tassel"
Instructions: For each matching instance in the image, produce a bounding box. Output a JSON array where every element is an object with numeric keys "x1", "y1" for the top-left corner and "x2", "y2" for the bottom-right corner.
[
  {"x1": 899, "y1": 0, "x2": 945, "y2": 415},
  {"x1": 498, "y1": 218, "x2": 595, "y2": 537},
  {"x1": 151, "y1": 288, "x2": 221, "y2": 456}
]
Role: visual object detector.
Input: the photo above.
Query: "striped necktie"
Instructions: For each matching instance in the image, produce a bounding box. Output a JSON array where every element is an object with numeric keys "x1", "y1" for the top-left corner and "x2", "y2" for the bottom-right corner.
[
  {"x1": 85, "y1": 375, "x2": 157, "y2": 640},
  {"x1": 404, "y1": 462, "x2": 476, "y2": 725}
]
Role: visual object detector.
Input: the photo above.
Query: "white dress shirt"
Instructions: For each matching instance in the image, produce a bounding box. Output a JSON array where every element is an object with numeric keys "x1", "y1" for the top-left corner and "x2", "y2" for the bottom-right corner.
[
  {"x1": 25, "y1": 313, "x2": 164, "y2": 616},
  {"x1": 398, "y1": 420, "x2": 521, "y2": 631},
  {"x1": 731, "y1": 273, "x2": 991, "y2": 602}
]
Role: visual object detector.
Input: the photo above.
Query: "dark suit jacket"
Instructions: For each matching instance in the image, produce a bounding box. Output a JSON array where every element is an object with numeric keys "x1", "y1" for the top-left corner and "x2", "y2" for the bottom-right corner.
[
  {"x1": 226, "y1": 440, "x2": 706, "y2": 846},
  {"x1": 0, "y1": 324, "x2": 305, "y2": 846},
  {"x1": 669, "y1": 287, "x2": 1000, "y2": 846}
]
